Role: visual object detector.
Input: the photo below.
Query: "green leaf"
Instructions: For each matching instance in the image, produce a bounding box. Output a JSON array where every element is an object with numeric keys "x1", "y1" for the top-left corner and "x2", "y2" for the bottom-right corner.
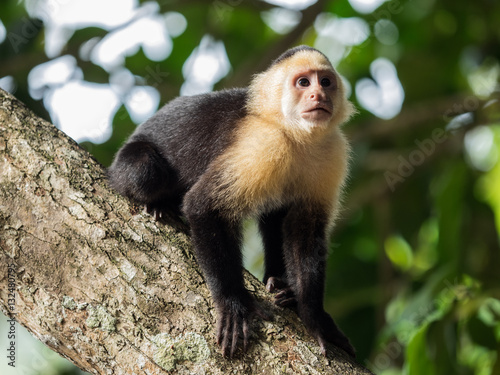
[
  {"x1": 478, "y1": 298, "x2": 500, "y2": 327},
  {"x1": 477, "y1": 126, "x2": 500, "y2": 239},
  {"x1": 427, "y1": 318, "x2": 459, "y2": 374},
  {"x1": 406, "y1": 325, "x2": 436, "y2": 375},
  {"x1": 385, "y1": 235, "x2": 413, "y2": 271}
]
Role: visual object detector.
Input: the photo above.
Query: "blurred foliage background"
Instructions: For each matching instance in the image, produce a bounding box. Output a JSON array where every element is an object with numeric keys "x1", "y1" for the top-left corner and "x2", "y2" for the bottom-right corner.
[{"x1": 1, "y1": 0, "x2": 500, "y2": 374}]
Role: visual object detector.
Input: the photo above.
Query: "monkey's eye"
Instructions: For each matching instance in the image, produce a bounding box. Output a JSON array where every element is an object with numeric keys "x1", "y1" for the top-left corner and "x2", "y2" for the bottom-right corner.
[
  {"x1": 298, "y1": 78, "x2": 310, "y2": 87},
  {"x1": 321, "y1": 77, "x2": 332, "y2": 87}
]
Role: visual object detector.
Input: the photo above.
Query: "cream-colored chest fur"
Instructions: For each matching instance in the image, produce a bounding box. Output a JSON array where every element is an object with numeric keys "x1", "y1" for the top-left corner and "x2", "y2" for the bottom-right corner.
[{"x1": 213, "y1": 117, "x2": 349, "y2": 217}]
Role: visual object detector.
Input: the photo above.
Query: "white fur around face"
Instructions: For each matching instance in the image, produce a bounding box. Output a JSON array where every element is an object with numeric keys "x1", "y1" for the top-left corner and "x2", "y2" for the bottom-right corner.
[
  {"x1": 280, "y1": 77, "x2": 333, "y2": 133},
  {"x1": 280, "y1": 83, "x2": 309, "y2": 132}
]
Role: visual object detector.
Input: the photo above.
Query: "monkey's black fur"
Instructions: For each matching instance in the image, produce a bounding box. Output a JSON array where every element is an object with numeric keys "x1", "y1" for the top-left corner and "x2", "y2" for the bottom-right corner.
[
  {"x1": 108, "y1": 47, "x2": 355, "y2": 358},
  {"x1": 110, "y1": 88, "x2": 247, "y2": 198},
  {"x1": 270, "y1": 45, "x2": 328, "y2": 68}
]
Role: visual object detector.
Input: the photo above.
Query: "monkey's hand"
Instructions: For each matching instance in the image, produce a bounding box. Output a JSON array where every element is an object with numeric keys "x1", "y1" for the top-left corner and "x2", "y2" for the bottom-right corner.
[
  {"x1": 300, "y1": 308, "x2": 356, "y2": 358},
  {"x1": 144, "y1": 203, "x2": 190, "y2": 233},
  {"x1": 215, "y1": 296, "x2": 272, "y2": 357},
  {"x1": 265, "y1": 277, "x2": 297, "y2": 307},
  {"x1": 267, "y1": 279, "x2": 354, "y2": 356},
  {"x1": 145, "y1": 203, "x2": 178, "y2": 221},
  {"x1": 145, "y1": 203, "x2": 163, "y2": 221}
]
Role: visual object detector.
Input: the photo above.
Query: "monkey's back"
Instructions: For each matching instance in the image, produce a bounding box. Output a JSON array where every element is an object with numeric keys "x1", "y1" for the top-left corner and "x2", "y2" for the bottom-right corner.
[{"x1": 130, "y1": 88, "x2": 248, "y2": 188}]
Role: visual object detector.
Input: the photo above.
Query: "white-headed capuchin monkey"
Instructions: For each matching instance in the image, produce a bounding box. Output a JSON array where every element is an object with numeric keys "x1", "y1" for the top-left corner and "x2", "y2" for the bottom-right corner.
[{"x1": 108, "y1": 45, "x2": 356, "y2": 358}]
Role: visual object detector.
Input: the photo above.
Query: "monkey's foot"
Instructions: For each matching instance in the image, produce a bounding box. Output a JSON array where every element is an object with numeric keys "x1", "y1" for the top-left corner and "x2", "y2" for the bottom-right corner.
[
  {"x1": 216, "y1": 298, "x2": 272, "y2": 358},
  {"x1": 265, "y1": 277, "x2": 297, "y2": 307},
  {"x1": 144, "y1": 204, "x2": 190, "y2": 234},
  {"x1": 302, "y1": 309, "x2": 356, "y2": 358},
  {"x1": 145, "y1": 204, "x2": 169, "y2": 221}
]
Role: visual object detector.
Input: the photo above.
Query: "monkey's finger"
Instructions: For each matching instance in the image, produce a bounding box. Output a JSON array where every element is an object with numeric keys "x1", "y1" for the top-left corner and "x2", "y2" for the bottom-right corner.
[
  {"x1": 155, "y1": 210, "x2": 162, "y2": 220},
  {"x1": 144, "y1": 204, "x2": 160, "y2": 220},
  {"x1": 275, "y1": 297, "x2": 296, "y2": 307},
  {"x1": 316, "y1": 335, "x2": 328, "y2": 357},
  {"x1": 216, "y1": 314, "x2": 224, "y2": 346},
  {"x1": 265, "y1": 277, "x2": 288, "y2": 293},
  {"x1": 275, "y1": 288, "x2": 294, "y2": 298},
  {"x1": 217, "y1": 312, "x2": 230, "y2": 347},
  {"x1": 266, "y1": 281, "x2": 276, "y2": 293},
  {"x1": 242, "y1": 319, "x2": 249, "y2": 352},
  {"x1": 230, "y1": 318, "x2": 240, "y2": 358},
  {"x1": 274, "y1": 289, "x2": 295, "y2": 305},
  {"x1": 221, "y1": 326, "x2": 231, "y2": 357}
]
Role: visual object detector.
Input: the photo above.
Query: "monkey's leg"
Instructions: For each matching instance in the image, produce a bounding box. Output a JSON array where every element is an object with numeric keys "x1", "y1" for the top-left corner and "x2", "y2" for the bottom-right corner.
[
  {"x1": 108, "y1": 139, "x2": 187, "y2": 230},
  {"x1": 259, "y1": 208, "x2": 287, "y2": 283},
  {"x1": 282, "y1": 204, "x2": 355, "y2": 357},
  {"x1": 109, "y1": 139, "x2": 175, "y2": 202},
  {"x1": 259, "y1": 208, "x2": 296, "y2": 307},
  {"x1": 183, "y1": 192, "x2": 271, "y2": 357}
]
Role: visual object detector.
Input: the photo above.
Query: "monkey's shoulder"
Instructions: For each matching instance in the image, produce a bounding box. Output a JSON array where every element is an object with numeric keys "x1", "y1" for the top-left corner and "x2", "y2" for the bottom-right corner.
[
  {"x1": 134, "y1": 88, "x2": 248, "y2": 143},
  {"x1": 127, "y1": 89, "x2": 249, "y2": 184},
  {"x1": 160, "y1": 88, "x2": 248, "y2": 121}
]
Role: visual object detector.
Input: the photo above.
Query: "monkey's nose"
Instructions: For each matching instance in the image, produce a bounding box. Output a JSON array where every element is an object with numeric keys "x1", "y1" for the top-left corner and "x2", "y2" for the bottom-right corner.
[{"x1": 309, "y1": 88, "x2": 326, "y2": 101}]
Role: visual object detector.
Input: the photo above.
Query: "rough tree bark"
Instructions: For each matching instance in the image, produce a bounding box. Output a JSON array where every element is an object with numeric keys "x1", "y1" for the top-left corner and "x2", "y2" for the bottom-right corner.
[{"x1": 0, "y1": 88, "x2": 373, "y2": 374}]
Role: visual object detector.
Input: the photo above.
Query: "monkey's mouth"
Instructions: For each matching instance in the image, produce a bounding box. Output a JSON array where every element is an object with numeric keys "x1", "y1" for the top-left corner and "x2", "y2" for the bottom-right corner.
[
  {"x1": 303, "y1": 104, "x2": 332, "y2": 117},
  {"x1": 308, "y1": 102, "x2": 332, "y2": 113},
  {"x1": 309, "y1": 107, "x2": 330, "y2": 114}
]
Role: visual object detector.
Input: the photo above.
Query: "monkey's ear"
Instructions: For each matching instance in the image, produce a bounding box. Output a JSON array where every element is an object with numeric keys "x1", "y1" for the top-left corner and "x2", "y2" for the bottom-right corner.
[{"x1": 247, "y1": 70, "x2": 287, "y2": 120}]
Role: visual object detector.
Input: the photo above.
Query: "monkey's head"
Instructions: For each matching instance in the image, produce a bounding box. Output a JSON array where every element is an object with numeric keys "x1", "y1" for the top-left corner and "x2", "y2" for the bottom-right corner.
[{"x1": 248, "y1": 46, "x2": 355, "y2": 136}]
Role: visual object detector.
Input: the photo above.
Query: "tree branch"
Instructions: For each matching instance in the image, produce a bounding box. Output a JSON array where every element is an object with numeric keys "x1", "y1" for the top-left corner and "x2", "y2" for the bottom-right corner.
[{"x1": 0, "y1": 88, "x2": 372, "y2": 374}]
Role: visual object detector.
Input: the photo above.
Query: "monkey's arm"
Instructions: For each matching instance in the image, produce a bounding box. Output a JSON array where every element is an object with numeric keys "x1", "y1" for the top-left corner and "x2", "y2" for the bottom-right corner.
[
  {"x1": 182, "y1": 178, "x2": 271, "y2": 357},
  {"x1": 259, "y1": 207, "x2": 288, "y2": 284},
  {"x1": 282, "y1": 203, "x2": 355, "y2": 357}
]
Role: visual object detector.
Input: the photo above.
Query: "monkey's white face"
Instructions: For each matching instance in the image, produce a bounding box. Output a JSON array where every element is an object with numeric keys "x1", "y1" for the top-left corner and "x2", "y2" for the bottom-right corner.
[{"x1": 282, "y1": 69, "x2": 338, "y2": 131}]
